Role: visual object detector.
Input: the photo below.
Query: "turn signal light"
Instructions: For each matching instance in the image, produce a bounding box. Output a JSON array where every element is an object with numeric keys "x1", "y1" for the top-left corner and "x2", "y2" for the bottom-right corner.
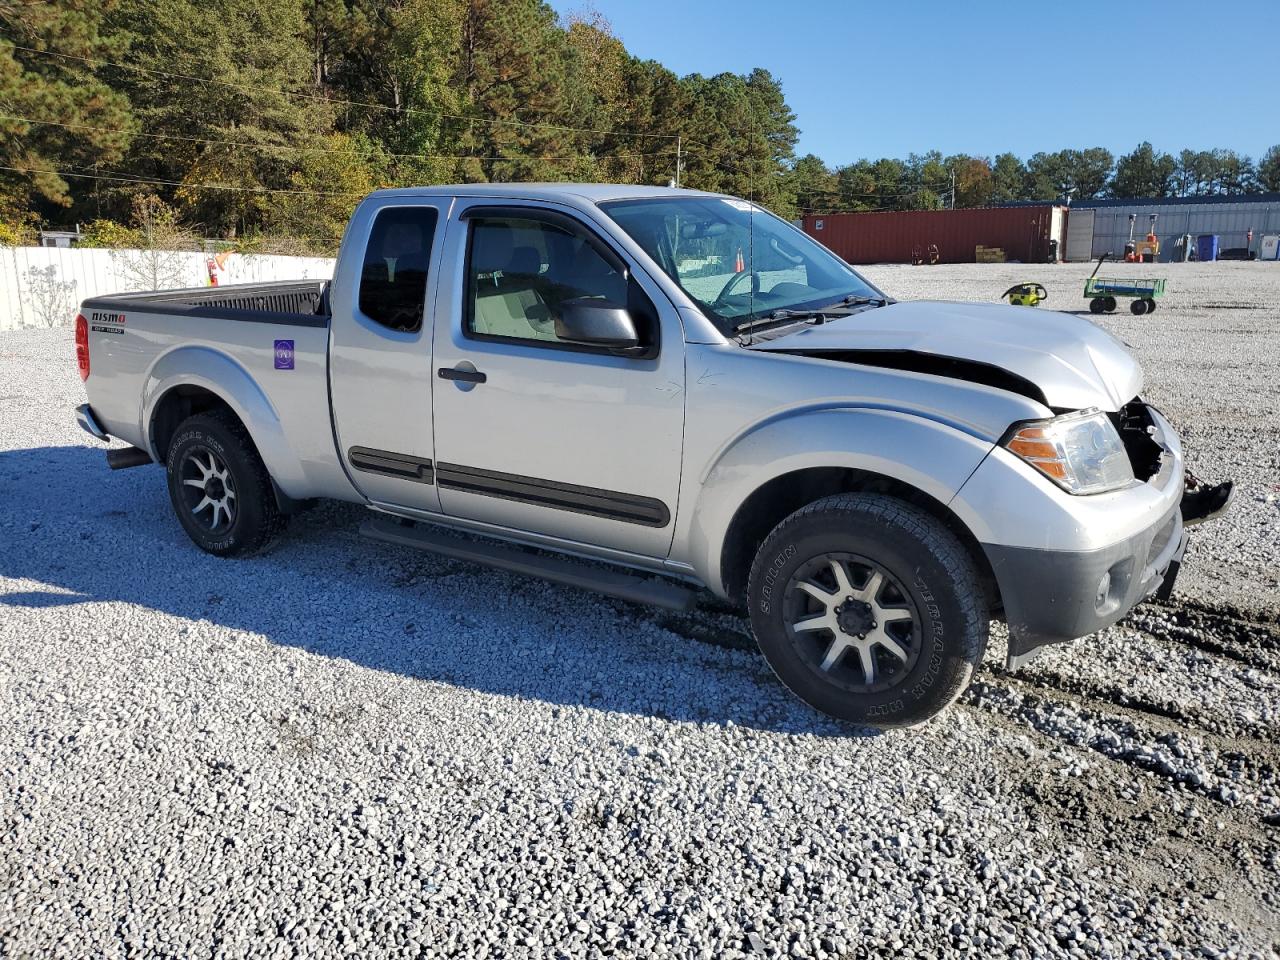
[
  {"x1": 1005, "y1": 426, "x2": 1068, "y2": 481},
  {"x1": 75, "y1": 313, "x2": 89, "y2": 381},
  {"x1": 1002, "y1": 409, "x2": 1134, "y2": 495}
]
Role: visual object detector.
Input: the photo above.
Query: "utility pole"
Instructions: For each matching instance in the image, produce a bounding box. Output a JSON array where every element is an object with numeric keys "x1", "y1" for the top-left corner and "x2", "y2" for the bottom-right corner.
[
  {"x1": 675, "y1": 136, "x2": 682, "y2": 189},
  {"x1": 949, "y1": 167, "x2": 956, "y2": 210}
]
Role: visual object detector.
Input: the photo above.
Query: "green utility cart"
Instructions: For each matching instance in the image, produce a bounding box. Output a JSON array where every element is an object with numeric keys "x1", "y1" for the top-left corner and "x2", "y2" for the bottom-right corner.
[{"x1": 1084, "y1": 253, "x2": 1166, "y2": 315}]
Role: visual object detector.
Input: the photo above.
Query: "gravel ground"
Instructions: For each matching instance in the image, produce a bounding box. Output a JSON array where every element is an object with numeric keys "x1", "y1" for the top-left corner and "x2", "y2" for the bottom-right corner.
[{"x1": 2, "y1": 262, "x2": 1278, "y2": 959}]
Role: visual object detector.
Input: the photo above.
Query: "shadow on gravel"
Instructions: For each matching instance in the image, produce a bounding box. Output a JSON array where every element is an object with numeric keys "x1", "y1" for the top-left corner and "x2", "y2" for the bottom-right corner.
[
  {"x1": 0, "y1": 589, "x2": 94, "y2": 607},
  {"x1": 0, "y1": 445, "x2": 867, "y2": 738}
]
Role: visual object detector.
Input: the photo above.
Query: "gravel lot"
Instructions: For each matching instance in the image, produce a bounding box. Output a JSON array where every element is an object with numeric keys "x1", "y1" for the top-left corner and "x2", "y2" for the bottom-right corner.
[{"x1": 2, "y1": 262, "x2": 1278, "y2": 959}]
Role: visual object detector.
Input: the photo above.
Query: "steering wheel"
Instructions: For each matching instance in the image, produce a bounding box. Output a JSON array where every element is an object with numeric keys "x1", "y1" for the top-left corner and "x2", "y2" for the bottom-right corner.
[{"x1": 714, "y1": 269, "x2": 760, "y2": 305}]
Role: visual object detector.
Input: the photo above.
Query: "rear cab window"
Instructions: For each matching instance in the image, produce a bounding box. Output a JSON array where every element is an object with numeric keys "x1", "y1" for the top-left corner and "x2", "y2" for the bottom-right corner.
[{"x1": 359, "y1": 207, "x2": 439, "y2": 332}]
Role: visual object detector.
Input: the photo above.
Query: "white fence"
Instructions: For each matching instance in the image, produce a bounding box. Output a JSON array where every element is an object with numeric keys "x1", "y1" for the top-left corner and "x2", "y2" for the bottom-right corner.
[{"x1": 0, "y1": 246, "x2": 336, "y2": 331}]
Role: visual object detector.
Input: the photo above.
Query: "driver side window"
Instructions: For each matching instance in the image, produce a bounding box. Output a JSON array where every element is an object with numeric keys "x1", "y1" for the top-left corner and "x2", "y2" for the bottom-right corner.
[{"x1": 465, "y1": 216, "x2": 629, "y2": 345}]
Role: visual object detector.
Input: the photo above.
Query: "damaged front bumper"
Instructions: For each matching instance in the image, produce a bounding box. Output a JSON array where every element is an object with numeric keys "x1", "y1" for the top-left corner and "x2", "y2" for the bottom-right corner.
[
  {"x1": 988, "y1": 500, "x2": 1188, "y2": 669},
  {"x1": 958, "y1": 403, "x2": 1231, "y2": 669}
]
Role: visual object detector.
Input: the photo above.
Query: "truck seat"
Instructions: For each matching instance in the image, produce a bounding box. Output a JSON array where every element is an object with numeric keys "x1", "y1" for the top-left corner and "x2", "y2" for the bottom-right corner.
[{"x1": 470, "y1": 234, "x2": 557, "y2": 342}]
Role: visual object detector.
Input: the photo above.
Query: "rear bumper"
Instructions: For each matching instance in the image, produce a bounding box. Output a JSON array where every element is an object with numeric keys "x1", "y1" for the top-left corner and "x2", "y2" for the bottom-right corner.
[
  {"x1": 986, "y1": 502, "x2": 1186, "y2": 668},
  {"x1": 75, "y1": 403, "x2": 110, "y2": 442}
]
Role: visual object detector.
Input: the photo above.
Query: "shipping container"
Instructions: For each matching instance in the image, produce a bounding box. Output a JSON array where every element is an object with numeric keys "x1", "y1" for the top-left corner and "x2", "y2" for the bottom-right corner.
[{"x1": 801, "y1": 206, "x2": 1066, "y2": 265}]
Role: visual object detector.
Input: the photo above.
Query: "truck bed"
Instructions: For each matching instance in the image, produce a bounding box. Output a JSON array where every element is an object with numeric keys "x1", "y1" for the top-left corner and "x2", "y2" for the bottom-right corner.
[
  {"x1": 84, "y1": 280, "x2": 329, "y2": 323},
  {"x1": 78, "y1": 279, "x2": 354, "y2": 504}
]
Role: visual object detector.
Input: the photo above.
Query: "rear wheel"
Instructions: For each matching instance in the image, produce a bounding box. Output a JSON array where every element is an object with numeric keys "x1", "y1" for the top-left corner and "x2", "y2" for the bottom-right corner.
[
  {"x1": 1104, "y1": 296, "x2": 1118, "y2": 312},
  {"x1": 1145, "y1": 298, "x2": 1158, "y2": 313},
  {"x1": 1089, "y1": 298, "x2": 1106, "y2": 314},
  {"x1": 165, "y1": 412, "x2": 287, "y2": 555},
  {"x1": 746, "y1": 494, "x2": 987, "y2": 727},
  {"x1": 1130, "y1": 298, "x2": 1149, "y2": 315}
]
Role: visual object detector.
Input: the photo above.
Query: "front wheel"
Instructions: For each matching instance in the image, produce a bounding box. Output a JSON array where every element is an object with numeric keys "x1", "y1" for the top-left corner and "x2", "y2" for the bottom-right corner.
[
  {"x1": 746, "y1": 494, "x2": 987, "y2": 727},
  {"x1": 165, "y1": 412, "x2": 287, "y2": 556}
]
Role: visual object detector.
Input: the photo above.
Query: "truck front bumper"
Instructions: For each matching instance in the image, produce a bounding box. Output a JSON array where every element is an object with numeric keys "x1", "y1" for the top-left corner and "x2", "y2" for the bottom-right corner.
[
  {"x1": 952, "y1": 403, "x2": 1217, "y2": 668},
  {"x1": 986, "y1": 502, "x2": 1186, "y2": 668}
]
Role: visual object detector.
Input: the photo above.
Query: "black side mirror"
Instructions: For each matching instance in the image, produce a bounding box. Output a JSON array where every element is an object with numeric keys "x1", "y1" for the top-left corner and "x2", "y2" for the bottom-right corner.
[{"x1": 554, "y1": 298, "x2": 640, "y2": 350}]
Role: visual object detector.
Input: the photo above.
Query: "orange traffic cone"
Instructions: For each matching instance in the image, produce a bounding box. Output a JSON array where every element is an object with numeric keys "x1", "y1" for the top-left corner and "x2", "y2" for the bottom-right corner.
[{"x1": 735, "y1": 247, "x2": 745, "y2": 272}]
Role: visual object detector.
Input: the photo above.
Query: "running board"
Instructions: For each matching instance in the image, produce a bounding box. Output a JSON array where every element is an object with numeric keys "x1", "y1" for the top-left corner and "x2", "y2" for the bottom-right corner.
[{"x1": 359, "y1": 516, "x2": 698, "y2": 612}]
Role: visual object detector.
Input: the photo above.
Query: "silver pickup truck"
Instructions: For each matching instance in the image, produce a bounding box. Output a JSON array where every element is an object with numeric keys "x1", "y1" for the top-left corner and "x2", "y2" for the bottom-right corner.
[{"x1": 72, "y1": 184, "x2": 1231, "y2": 726}]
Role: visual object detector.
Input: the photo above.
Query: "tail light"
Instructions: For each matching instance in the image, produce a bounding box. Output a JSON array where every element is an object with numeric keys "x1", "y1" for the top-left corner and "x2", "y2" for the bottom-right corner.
[{"x1": 75, "y1": 313, "x2": 89, "y2": 381}]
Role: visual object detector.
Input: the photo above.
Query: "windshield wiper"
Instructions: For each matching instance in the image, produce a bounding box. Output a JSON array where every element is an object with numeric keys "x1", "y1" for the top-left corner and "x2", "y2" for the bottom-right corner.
[
  {"x1": 824, "y1": 293, "x2": 890, "y2": 309},
  {"x1": 732, "y1": 295, "x2": 888, "y2": 333},
  {"x1": 732, "y1": 307, "x2": 853, "y2": 333}
]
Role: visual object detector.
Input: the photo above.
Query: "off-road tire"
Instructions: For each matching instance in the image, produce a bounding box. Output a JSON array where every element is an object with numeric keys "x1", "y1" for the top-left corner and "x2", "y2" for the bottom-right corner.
[
  {"x1": 165, "y1": 412, "x2": 287, "y2": 556},
  {"x1": 746, "y1": 493, "x2": 987, "y2": 728}
]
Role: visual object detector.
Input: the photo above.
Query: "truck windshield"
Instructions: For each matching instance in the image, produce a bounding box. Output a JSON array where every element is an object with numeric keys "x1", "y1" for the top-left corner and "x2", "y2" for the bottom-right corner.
[{"x1": 599, "y1": 196, "x2": 882, "y2": 333}]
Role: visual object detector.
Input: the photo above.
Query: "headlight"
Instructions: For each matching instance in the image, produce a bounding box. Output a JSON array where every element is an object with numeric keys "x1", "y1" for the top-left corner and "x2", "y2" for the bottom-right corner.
[{"x1": 1003, "y1": 408, "x2": 1135, "y2": 495}]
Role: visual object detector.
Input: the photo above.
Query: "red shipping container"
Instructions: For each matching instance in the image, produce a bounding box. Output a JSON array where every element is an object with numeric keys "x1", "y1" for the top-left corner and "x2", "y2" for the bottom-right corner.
[{"x1": 802, "y1": 206, "x2": 1065, "y2": 265}]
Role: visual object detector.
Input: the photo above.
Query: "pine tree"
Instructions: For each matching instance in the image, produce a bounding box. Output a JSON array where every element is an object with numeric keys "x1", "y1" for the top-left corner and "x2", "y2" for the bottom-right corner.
[
  {"x1": 454, "y1": 0, "x2": 583, "y2": 183},
  {"x1": 1259, "y1": 146, "x2": 1280, "y2": 193},
  {"x1": 1111, "y1": 142, "x2": 1175, "y2": 199},
  {"x1": 0, "y1": 0, "x2": 134, "y2": 215},
  {"x1": 106, "y1": 0, "x2": 330, "y2": 235}
]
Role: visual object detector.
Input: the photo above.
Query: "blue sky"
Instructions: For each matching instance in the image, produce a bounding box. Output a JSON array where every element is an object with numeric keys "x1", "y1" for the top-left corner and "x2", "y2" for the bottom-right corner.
[{"x1": 547, "y1": 0, "x2": 1278, "y2": 166}]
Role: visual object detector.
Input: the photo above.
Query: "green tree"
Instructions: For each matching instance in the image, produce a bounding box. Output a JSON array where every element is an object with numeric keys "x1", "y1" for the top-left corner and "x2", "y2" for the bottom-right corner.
[
  {"x1": 323, "y1": 0, "x2": 465, "y2": 185},
  {"x1": 787, "y1": 154, "x2": 837, "y2": 215},
  {"x1": 989, "y1": 152, "x2": 1027, "y2": 203},
  {"x1": 1026, "y1": 148, "x2": 1112, "y2": 201},
  {"x1": 268, "y1": 133, "x2": 385, "y2": 249},
  {"x1": 1206, "y1": 149, "x2": 1256, "y2": 194},
  {"x1": 1259, "y1": 145, "x2": 1280, "y2": 192},
  {"x1": 0, "y1": 0, "x2": 134, "y2": 212},
  {"x1": 834, "y1": 160, "x2": 877, "y2": 212},
  {"x1": 679, "y1": 69, "x2": 797, "y2": 213},
  {"x1": 1110, "y1": 142, "x2": 1175, "y2": 199},
  {"x1": 901, "y1": 151, "x2": 948, "y2": 210},
  {"x1": 107, "y1": 0, "x2": 331, "y2": 235},
  {"x1": 946, "y1": 155, "x2": 993, "y2": 208},
  {"x1": 1172, "y1": 149, "x2": 1213, "y2": 195},
  {"x1": 453, "y1": 0, "x2": 586, "y2": 183}
]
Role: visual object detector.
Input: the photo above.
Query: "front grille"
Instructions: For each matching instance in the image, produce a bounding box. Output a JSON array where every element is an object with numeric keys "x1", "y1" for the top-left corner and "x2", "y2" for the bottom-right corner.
[{"x1": 1109, "y1": 399, "x2": 1163, "y2": 482}]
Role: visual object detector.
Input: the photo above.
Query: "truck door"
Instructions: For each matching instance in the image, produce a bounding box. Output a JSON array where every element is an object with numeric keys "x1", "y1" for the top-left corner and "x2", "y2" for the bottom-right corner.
[
  {"x1": 430, "y1": 201, "x2": 686, "y2": 560},
  {"x1": 329, "y1": 198, "x2": 448, "y2": 511}
]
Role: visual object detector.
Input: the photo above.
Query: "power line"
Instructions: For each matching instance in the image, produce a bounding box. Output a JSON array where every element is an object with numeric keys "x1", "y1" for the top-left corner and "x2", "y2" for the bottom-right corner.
[
  {"x1": 0, "y1": 113, "x2": 678, "y2": 164},
  {"x1": 0, "y1": 164, "x2": 367, "y2": 197},
  {"x1": 7, "y1": 42, "x2": 683, "y2": 143}
]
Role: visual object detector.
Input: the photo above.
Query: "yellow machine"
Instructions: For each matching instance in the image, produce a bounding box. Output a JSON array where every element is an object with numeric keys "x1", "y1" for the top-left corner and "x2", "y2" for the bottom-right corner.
[
  {"x1": 1000, "y1": 282, "x2": 1047, "y2": 307},
  {"x1": 1125, "y1": 214, "x2": 1160, "y2": 263}
]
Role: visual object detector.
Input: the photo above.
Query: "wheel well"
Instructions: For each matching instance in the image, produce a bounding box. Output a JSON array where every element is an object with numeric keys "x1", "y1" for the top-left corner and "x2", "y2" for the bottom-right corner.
[
  {"x1": 149, "y1": 386, "x2": 241, "y2": 460},
  {"x1": 719, "y1": 467, "x2": 1001, "y2": 614}
]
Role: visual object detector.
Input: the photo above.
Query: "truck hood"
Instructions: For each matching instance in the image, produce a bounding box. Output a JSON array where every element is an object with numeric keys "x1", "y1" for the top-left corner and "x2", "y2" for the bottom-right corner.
[{"x1": 748, "y1": 300, "x2": 1142, "y2": 411}]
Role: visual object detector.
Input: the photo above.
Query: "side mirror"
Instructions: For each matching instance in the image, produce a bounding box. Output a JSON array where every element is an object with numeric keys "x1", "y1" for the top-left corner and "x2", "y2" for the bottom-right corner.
[{"x1": 554, "y1": 297, "x2": 640, "y2": 350}]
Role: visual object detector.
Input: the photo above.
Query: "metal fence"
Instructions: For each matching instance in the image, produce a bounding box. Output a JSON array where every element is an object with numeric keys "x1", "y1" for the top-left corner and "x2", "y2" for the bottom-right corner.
[
  {"x1": 0, "y1": 246, "x2": 336, "y2": 331},
  {"x1": 1074, "y1": 197, "x2": 1280, "y2": 262}
]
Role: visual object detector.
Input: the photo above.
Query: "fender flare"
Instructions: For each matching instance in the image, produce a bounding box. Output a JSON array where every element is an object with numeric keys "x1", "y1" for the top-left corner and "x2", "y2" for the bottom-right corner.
[
  {"x1": 683, "y1": 407, "x2": 996, "y2": 596},
  {"x1": 140, "y1": 345, "x2": 309, "y2": 494}
]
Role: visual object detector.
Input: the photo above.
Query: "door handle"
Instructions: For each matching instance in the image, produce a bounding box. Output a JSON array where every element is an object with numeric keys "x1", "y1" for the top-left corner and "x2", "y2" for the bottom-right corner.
[{"x1": 438, "y1": 366, "x2": 486, "y2": 384}]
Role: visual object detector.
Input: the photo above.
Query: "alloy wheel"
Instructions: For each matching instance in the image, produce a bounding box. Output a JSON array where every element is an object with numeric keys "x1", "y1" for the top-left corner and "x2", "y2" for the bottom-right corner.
[
  {"x1": 781, "y1": 552, "x2": 920, "y2": 693},
  {"x1": 178, "y1": 447, "x2": 237, "y2": 533}
]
